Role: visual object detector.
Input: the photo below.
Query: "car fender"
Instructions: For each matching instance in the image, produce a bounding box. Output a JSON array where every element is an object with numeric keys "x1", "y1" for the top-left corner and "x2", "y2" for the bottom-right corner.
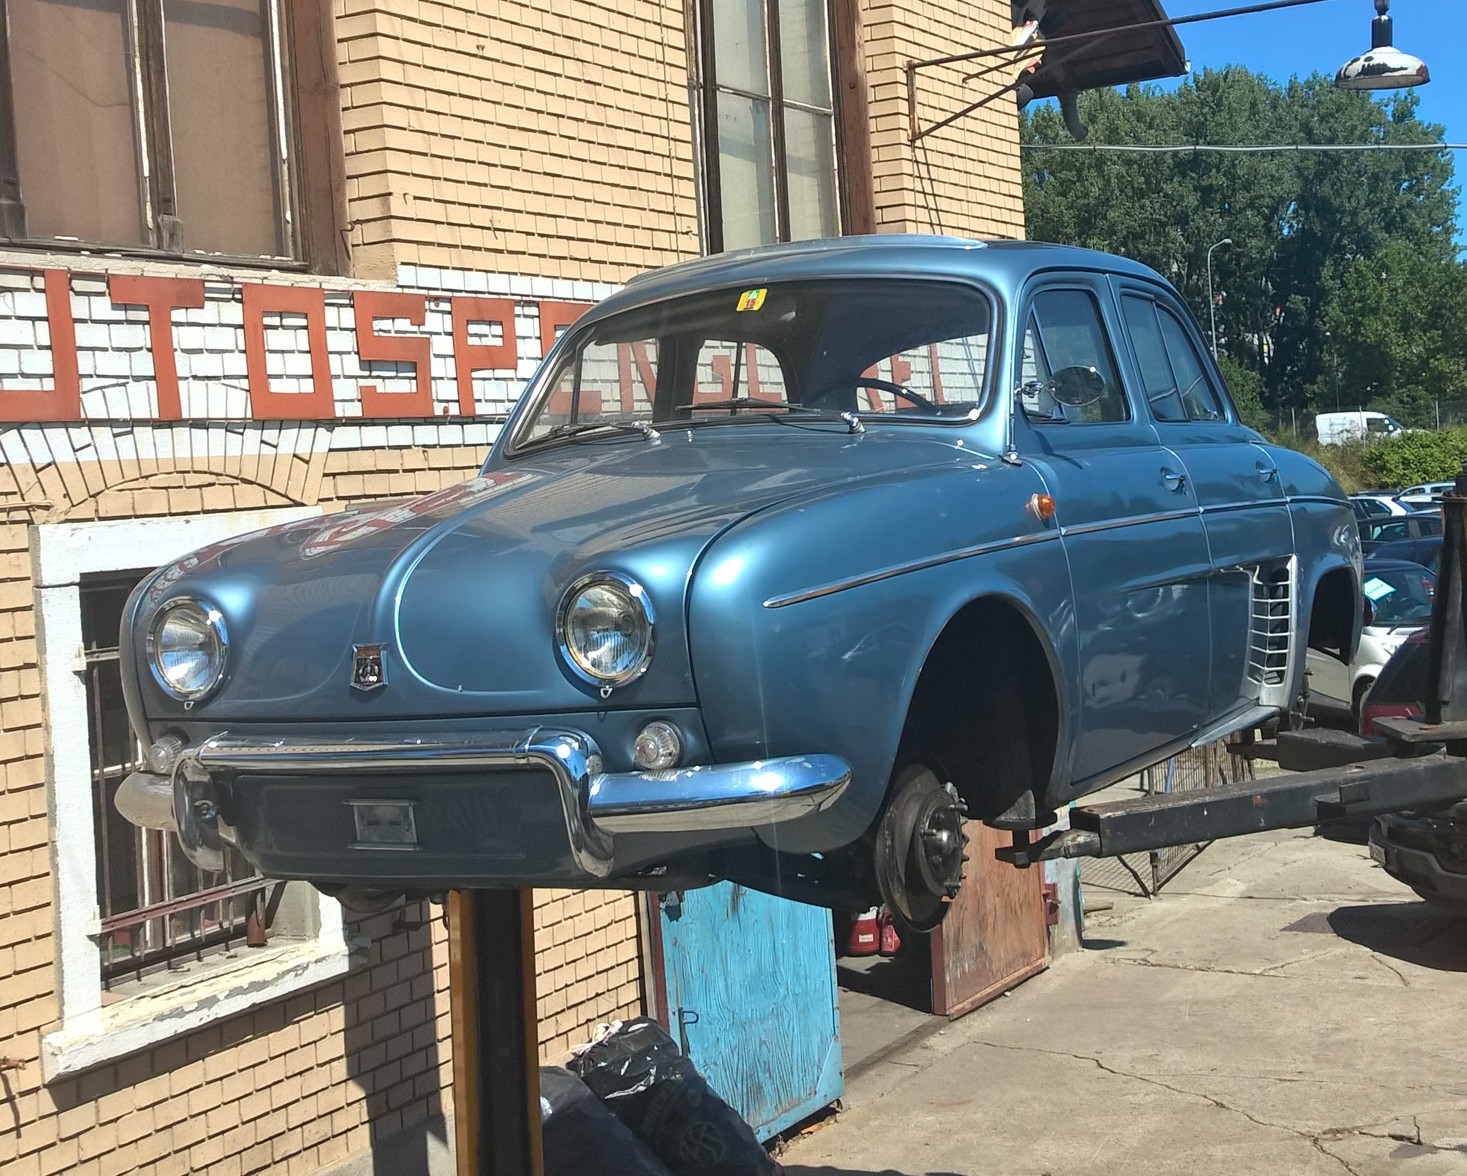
[{"x1": 685, "y1": 459, "x2": 1078, "y2": 853}]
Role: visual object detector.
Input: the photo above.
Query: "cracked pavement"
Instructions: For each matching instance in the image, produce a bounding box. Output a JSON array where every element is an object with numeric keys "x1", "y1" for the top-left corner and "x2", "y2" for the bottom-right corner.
[{"x1": 781, "y1": 826, "x2": 1467, "y2": 1176}]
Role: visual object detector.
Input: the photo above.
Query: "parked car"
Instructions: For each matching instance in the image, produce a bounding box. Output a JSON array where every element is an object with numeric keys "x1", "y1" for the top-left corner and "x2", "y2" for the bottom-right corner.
[
  {"x1": 1371, "y1": 535, "x2": 1441, "y2": 575},
  {"x1": 1358, "y1": 510, "x2": 1443, "y2": 554},
  {"x1": 1395, "y1": 481, "x2": 1456, "y2": 508},
  {"x1": 1349, "y1": 493, "x2": 1412, "y2": 523},
  {"x1": 1304, "y1": 559, "x2": 1435, "y2": 721},
  {"x1": 113, "y1": 236, "x2": 1361, "y2": 932},
  {"x1": 1359, "y1": 634, "x2": 1467, "y2": 909},
  {"x1": 1315, "y1": 410, "x2": 1406, "y2": 446}
]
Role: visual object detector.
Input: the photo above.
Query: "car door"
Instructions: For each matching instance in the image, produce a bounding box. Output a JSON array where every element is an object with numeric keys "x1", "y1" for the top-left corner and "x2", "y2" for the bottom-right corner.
[
  {"x1": 1112, "y1": 279, "x2": 1296, "y2": 721},
  {"x1": 1013, "y1": 278, "x2": 1213, "y2": 784}
]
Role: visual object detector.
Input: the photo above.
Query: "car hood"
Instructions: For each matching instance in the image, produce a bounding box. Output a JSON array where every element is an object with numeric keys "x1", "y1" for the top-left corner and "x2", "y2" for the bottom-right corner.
[{"x1": 129, "y1": 426, "x2": 987, "y2": 719}]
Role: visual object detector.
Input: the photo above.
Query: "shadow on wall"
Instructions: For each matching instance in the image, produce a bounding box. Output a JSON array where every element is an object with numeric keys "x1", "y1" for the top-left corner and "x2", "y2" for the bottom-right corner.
[
  {"x1": 339, "y1": 898, "x2": 449, "y2": 1176},
  {"x1": 38, "y1": 898, "x2": 446, "y2": 1173}
]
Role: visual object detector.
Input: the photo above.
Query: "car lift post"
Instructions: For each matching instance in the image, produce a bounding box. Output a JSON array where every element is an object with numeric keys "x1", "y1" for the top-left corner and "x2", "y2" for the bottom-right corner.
[{"x1": 446, "y1": 889, "x2": 545, "y2": 1176}]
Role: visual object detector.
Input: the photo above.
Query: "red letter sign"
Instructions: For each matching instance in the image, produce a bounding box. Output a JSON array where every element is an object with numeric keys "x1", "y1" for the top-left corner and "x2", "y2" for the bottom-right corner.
[
  {"x1": 242, "y1": 285, "x2": 335, "y2": 420},
  {"x1": 354, "y1": 291, "x2": 433, "y2": 419},
  {"x1": 108, "y1": 274, "x2": 205, "y2": 420},
  {"x1": 451, "y1": 297, "x2": 515, "y2": 416},
  {"x1": 0, "y1": 270, "x2": 80, "y2": 423}
]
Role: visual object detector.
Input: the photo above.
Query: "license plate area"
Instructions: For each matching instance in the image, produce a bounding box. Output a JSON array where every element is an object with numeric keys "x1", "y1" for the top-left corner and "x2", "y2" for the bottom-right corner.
[{"x1": 347, "y1": 799, "x2": 419, "y2": 850}]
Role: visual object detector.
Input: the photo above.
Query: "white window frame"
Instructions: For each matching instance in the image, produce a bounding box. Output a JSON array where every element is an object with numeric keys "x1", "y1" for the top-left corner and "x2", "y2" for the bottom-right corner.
[{"x1": 35, "y1": 505, "x2": 359, "y2": 1081}]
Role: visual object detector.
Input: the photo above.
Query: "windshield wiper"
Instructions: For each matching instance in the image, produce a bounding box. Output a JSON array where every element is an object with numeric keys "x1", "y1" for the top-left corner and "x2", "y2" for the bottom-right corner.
[
  {"x1": 676, "y1": 398, "x2": 819, "y2": 415},
  {"x1": 531, "y1": 419, "x2": 661, "y2": 445}
]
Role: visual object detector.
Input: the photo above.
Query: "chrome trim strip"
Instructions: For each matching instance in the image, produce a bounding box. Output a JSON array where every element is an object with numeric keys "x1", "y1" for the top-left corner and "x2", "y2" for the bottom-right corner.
[
  {"x1": 1058, "y1": 508, "x2": 1200, "y2": 539},
  {"x1": 764, "y1": 530, "x2": 1059, "y2": 609},
  {"x1": 587, "y1": 755, "x2": 851, "y2": 832},
  {"x1": 170, "y1": 731, "x2": 853, "y2": 877}
]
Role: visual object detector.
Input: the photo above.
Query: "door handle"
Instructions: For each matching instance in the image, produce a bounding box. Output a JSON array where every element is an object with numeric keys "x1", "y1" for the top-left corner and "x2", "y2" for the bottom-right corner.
[
  {"x1": 1257, "y1": 462, "x2": 1278, "y2": 482},
  {"x1": 1160, "y1": 467, "x2": 1187, "y2": 492}
]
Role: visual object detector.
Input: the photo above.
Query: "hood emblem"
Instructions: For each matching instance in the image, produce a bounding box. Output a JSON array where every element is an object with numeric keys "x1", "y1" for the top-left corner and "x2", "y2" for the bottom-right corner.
[{"x1": 352, "y1": 644, "x2": 388, "y2": 692}]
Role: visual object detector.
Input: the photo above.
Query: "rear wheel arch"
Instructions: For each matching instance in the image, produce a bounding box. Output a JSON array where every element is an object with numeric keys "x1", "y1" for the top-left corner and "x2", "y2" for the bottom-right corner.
[
  {"x1": 895, "y1": 595, "x2": 1063, "y2": 828},
  {"x1": 1307, "y1": 563, "x2": 1359, "y2": 662}
]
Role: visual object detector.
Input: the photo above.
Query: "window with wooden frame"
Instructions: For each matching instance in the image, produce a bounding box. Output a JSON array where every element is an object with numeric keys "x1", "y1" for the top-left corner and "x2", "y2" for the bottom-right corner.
[
  {"x1": 0, "y1": 0, "x2": 348, "y2": 269},
  {"x1": 699, "y1": 0, "x2": 859, "y2": 253}
]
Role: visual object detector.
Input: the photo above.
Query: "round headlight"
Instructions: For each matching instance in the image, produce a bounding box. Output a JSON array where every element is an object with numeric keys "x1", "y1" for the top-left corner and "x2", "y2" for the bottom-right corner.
[
  {"x1": 558, "y1": 574, "x2": 655, "y2": 687},
  {"x1": 148, "y1": 597, "x2": 228, "y2": 701}
]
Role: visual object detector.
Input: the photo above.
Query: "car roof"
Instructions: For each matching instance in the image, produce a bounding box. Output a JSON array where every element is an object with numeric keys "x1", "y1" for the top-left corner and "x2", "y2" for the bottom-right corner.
[{"x1": 589, "y1": 235, "x2": 1170, "y2": 320}]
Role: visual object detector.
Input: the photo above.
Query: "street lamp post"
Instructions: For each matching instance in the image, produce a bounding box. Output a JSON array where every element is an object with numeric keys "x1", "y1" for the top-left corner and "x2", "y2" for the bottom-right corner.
[{"x1": 1207, "y1": 238, "x2": 1233, "y2": 357}]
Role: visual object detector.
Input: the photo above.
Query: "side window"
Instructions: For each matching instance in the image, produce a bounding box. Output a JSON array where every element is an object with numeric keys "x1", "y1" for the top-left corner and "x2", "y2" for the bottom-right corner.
[
  {"x1": 1021, "y1": 289, "x2": 1129, "y2": 425},
  {"x1": 1122, "y1": 294, "x2": 1225, "y2": 423}
]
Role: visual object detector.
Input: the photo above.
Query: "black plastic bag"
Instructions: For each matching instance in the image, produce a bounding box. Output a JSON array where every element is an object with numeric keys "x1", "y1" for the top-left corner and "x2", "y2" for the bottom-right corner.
[
  {"x1": 540, "y1": 1065, "x2": 672, "y2": 1176},
  {"x1": 568, "y1": 1019, "x2": 781, "y2": 1176}
]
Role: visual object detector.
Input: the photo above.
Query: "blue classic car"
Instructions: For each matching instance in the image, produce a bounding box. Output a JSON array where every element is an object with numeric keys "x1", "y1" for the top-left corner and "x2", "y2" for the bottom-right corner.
[{"x1": 117, "y1": 236, "x2": 1361, "y2": 931}]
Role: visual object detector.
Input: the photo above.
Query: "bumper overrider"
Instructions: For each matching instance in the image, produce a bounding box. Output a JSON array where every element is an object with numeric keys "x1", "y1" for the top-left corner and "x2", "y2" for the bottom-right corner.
[{"x1": 115, "y1": 728, "x2": 851, "y2": 885}]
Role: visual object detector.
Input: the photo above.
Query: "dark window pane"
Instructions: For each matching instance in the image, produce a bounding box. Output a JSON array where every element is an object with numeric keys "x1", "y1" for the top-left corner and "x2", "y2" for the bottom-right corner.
[
  {"x1": 1121, "y1": 296, "x2": 1187, "y2": 422},
  {"x1": 1030, "y1": 289, "x2": 1129, "y2": 424},
  {"x1": 163, "y1": 0, "x2": 283, "y2": 256},
  {"x1": 1157, "y1": 307, "x2": 1225, "y2": 421},
  {"x1": 9, "y1": 0, "x2": 146, "y2": 245}
]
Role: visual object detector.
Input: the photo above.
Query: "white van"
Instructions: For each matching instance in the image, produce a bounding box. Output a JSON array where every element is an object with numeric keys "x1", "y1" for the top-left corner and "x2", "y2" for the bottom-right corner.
[{"x1": 1315, "y1": 410, "x2": 1407, "y2": 446}]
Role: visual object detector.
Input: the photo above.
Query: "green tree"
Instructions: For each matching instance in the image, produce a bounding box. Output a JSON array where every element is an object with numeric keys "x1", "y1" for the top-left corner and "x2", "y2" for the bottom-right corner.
[
  {"x1": 1323, "y1": 241, "x2": 1467, "y2": 426},
  {"x1": 1022, "y1": 69, "x2": 1459, "y2": 418}
]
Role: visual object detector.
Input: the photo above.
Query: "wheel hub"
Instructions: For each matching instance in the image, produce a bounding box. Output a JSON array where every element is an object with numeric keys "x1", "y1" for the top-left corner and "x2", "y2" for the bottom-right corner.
[{"x1": 875, "y1": 767, "x2": 969, "y2": 934}]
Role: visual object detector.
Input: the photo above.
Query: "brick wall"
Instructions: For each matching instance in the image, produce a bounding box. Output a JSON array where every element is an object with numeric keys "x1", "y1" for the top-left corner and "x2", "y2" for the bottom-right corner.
[
  {"x1": 863, "y1": 0, "x2": 1026, "y2": 239},
  {"x1": 335, "y1": 0, "x2": 702, "y2": 284}
]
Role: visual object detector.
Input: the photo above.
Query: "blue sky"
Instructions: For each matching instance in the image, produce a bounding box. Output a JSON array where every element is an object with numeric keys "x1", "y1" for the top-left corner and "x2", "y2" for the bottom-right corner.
[{"x1": 1160, "y1": 0, "x2": 1464, "y2": 146}]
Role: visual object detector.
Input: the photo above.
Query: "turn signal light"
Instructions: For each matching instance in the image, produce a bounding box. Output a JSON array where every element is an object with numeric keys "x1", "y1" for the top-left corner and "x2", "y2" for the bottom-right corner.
[{"x1": 1029, "y1": 493, "x2": 1056, "y2": 520}]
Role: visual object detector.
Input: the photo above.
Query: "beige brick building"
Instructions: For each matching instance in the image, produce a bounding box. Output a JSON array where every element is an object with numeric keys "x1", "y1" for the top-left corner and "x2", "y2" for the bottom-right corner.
[{"x1": 0, "y1": 0, "x2": 1025, "y2": 1172}]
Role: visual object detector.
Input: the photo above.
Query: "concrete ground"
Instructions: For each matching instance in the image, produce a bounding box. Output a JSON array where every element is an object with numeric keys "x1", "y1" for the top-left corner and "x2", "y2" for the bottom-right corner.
[{"x1": 780, "y1": 825, "x2": 1467, "y2": 1176}]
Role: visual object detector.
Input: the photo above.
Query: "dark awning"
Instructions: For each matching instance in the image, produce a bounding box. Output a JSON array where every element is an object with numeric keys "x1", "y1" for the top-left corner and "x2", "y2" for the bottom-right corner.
[{"x1": 1016, "y1": 0, "x2": 1188, "y2": 101}]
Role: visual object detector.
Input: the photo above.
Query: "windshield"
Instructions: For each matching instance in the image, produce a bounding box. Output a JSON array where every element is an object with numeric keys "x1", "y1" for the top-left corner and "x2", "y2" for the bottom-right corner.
[
  {"x1": 1363, "y1": 565, "x2": 1435, "y2": 628},
  {"x1": 513, "y1": 279, "x2": 994, "y2": 447}
]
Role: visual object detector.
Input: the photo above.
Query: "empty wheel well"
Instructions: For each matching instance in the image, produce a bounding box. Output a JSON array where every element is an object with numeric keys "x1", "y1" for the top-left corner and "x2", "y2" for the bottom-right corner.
[
  {"x1": 896, "y1": 597, "x2": 1060, "y2": 827},
  {"x1": 1308, "y1": 565, "x2": 1358, "y2": 660}
]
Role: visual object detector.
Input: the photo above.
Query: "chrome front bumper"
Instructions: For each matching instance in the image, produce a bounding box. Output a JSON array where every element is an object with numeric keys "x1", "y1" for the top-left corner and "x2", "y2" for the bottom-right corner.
[{"x1": 116, "y1": 728, "x2": 852, "y2": 879}]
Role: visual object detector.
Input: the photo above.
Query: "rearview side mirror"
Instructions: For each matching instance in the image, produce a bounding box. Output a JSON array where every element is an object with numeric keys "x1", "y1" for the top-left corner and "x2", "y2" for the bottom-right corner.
[{"x1": 1050, "y1": 365, "x2": 1106, "y2": 407}]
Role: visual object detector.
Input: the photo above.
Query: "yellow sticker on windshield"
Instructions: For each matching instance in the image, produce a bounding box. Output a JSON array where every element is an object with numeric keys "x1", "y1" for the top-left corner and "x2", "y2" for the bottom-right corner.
[{"x1": 735, "y1": 288, "x2": 767, "y2": 312}]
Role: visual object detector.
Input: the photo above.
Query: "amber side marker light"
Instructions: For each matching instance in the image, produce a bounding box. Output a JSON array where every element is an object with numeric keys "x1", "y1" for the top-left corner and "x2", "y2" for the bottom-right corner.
[{"x1": 1029, "y1": 493, "x2": 1056, "y2": 520}]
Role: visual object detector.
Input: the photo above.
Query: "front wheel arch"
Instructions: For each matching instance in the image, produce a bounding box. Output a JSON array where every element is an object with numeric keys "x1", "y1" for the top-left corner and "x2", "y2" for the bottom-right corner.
[{"x1": 895, "y1": 595, "x2": 1062, "y2": 828}]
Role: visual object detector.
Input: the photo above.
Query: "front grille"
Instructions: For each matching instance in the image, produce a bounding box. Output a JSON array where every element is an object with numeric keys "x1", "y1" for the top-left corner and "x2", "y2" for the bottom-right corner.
[{"x1": 1246, "y1": 562, "x2": 1294, "y2": 687}]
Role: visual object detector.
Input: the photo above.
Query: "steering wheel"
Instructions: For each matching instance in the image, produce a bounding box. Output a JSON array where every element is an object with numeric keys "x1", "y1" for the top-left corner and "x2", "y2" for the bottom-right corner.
[{"x1": 853, "y1": 376, "x2": 937, "y2": 412}]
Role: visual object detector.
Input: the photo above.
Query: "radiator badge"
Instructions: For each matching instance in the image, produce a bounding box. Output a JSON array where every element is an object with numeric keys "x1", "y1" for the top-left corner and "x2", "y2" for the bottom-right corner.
[{"x1": 352, "y1": 644, "x2": 387, "y2": 692}]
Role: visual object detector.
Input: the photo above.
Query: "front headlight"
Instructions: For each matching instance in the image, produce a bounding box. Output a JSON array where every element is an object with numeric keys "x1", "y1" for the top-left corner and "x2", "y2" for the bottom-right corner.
[
  {"x1": 148, "y1": 597, "x2": 228, "y2": 701},
  {"x1": 557, "y1": 573, "x2": 655, "y2": 687}
]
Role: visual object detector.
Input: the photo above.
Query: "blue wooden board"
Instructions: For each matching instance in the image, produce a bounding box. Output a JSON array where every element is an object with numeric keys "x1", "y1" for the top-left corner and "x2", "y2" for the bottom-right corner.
[{"x1": 659, "y1": 882, "x2": 843, "y2": 1141}]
